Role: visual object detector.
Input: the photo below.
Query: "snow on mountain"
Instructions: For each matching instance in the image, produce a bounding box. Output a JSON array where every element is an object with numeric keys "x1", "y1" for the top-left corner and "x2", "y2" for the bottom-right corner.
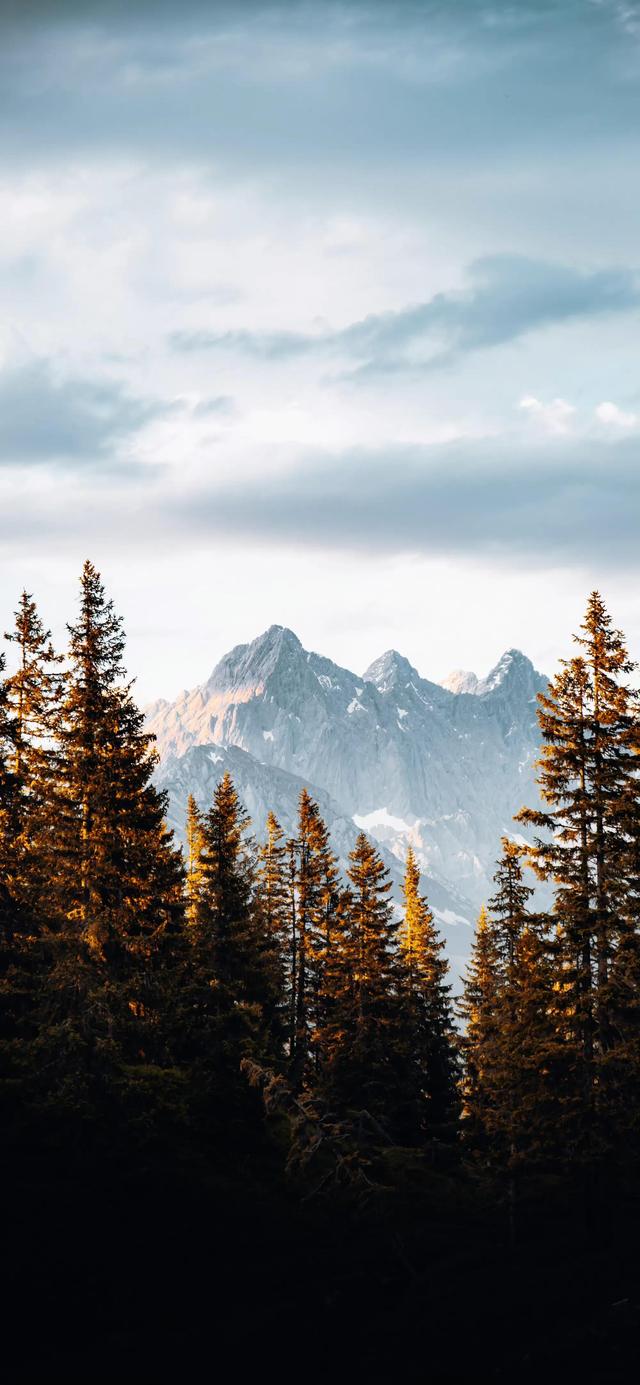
[
  {"x1": 155, "y1": 740, "x2": 475, "y2": 978},
  {"x1": 147, "y1": 625, "x2": 548, "y2": 966}
]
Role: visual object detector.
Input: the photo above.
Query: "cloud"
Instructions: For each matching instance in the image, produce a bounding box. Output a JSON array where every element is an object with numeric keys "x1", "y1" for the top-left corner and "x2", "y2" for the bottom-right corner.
[
  {"x1": 172, "y1": 328, "x2": 315, "y2": 361},
  {"x1": 0, "y1": 359, "x2": 169, "y2": 467},
  {"x1": 519, "y1": 394, "x2": 576, "y2": 435},
  {"x1": 5, "y1": 433, "x2": 638, "y2": 574},
  {"x1": 595, "y1": 400, "x2": 639, "y2": 429},
  {"x1": 172, "y1": 256, "x2": 640, "y2": 376},
  {"x1": 192, "y1": 394, "x2": 236, "y2": 416},
  {"x1": 0, "y1": 0, "x2": 636, "y2": 189},
  {"x1": 173, "y1": 437, "x2": 639, "y2": 568}
]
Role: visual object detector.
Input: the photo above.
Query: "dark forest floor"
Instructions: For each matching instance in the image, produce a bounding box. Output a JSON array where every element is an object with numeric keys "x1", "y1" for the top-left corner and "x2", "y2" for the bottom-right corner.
[{"x1": 3, "y1": 1129, "x2": 640, "y2": 1385}]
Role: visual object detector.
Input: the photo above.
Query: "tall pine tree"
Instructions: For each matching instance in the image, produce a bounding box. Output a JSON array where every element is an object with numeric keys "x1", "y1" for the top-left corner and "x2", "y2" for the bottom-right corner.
[
  {"x1": 185, "y1": 792, "x2": 206, "y2": 924},
  {"x1": 458, "y1": 905, "x2": 504, "y2": 1156},
  {"x1": 517, "y1": 592, "x2": 640, "y2": 1159},
  {"x1": 396, "y1": 847, "x2": 459, "y2": 1141},
  {"x1": 3, "y1": 592, "x2": 64, "y2": 925},
  {"x1": 184, "y1": 773, "x2": 283, "y2": 1117},
  {"x1": 289, "y1": 790, "x2": 338, "y2": 1089},
  {"x1": 317, "y1": 833, "x2": 401, "y2": 1128},
  {"x1": 40, "y1": 562, "x2": 184, "y2": 1111}
]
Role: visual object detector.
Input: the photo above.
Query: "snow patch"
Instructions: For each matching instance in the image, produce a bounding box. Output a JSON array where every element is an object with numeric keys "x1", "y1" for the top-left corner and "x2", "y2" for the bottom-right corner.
[
  {"x1": 262, "y1": 730, "x2": 274, "y2": 742},
  {"x1": 503, "y1": 830, "x2": 528, "y2": 848},
  {"x1": 353, "y1": 806, "x2": 414, "y2": 835},
  {"x1": 433, "y1": 908, "x2": 472, "y2": 930},
  {"x1": 208, "y1": 752, "x2": 224, "y2": 764},
  {"x1": 347, "y1": 697, "x2": 366, "y2": 714}
]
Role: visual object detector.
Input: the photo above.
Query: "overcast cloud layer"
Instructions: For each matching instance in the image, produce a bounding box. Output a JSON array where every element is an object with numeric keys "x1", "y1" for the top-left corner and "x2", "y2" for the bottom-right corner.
[{"x1": 1, "y1": 0, "x2": 639, "y2": 698}]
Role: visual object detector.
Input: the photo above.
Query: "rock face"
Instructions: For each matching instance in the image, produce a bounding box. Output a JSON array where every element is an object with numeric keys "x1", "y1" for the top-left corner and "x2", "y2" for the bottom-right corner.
[{"x1": 148, "y1": 625, "x2": 548, "y2": 973}]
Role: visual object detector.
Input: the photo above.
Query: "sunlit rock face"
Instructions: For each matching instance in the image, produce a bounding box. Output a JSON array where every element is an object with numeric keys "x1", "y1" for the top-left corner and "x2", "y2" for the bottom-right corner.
[{"x1": 148, "y1": 626, "x2": 548, "y2": 969}]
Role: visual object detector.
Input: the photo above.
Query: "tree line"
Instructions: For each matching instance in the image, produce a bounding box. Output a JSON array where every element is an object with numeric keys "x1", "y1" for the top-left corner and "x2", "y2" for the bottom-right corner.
[{"x1": 1, "y1": 566, "x2": 639, "y2": 1199}]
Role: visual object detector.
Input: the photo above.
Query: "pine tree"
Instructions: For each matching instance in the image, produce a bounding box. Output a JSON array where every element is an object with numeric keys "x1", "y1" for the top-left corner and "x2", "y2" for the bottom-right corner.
[
  {"x1": 3, "y1": 592, "x2": 64, "y2": 923},
  {"x1": 458, "y1": 905, "x2": 504, "y2": 1155},
  {"x1": 503, "y1": 924, "x2": 574, "y2": 1172},
  {"x1": 185, "y1": 793, "x2": 206, "y2": 924},
  {"x1": 517, "y1": 592, "x2": 640, "y2": 1154},
  {"x1": 289, "y1": 790, "x2": 338, "y2": 1089},
  {"x1": 185, "y1": 773, "x2": 282, "y2": 1112},
  {"x1": 258, "y1": 811, "x2": 288, "y2": 955},
  {"x1": 396, "y1": 847, "x2": 459, "y2": 1140},
  {"x1": 317, "y1": 833, "x2": 401, "y2": 1127},
  {"x1": 0, "y1": 651, "x2": 18, "y2": 1025},
  {"x1": 40, "y1": 561, "x2": 185, "y2": 1109},
  {"x1": 256, "y1": 811, "x2": 289, "y2": 1044},
  {"x1": 480, "y1": 839, "x2": 565, "y2": 1170},
  {"x1": 488, "y1": 837, "x2": 534, "y2": 969},
  {"x1": 0, "y1": 595, "x2": 64, "y2": 1102}
]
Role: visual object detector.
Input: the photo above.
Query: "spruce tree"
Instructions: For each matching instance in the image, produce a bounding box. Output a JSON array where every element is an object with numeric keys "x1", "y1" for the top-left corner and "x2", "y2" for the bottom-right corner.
[
  {"x1": 462, "y1": 847, "x2": 571, "y2": 1178},
  {"x1": 517, "y1": 592, "x2": 640, "y2": 1155},
  {"x1": 41, "y1": 561, "x2": 185, "y2": 1109},
  {"x1": 0, "y1": 652, "x2": 19, "y2": 1047},
  {"x1": 185, "y1": 773, "x2": 282, "y2": 1112},
  {"x1": 458, "y1": 905, "x2": 504, "y2": 1155},
  {"x1": 186, "y1": 793, "x2": 206, "y2": 924},
  {"x1": 0, "y1": 652, "x2": 15, "y2": 919},
  {"x1": 488, "y1": 837, "x2": 534, "y2": 969},
  {"x1": 256, "y1": 811, "x2": 289, "y2": 1045},
  {"x1": 3, "y1": 592, "x2": 64, "y2": 923},
  {"x1": 396, "y1": 847, "x2": 459, "y2": 1141},
  {"x1": 0, "y1": 650, "x2": 13, "y2": 851},
  {"x1": 289, "y1": 790, "x2": 338, "y2": 1089},
  {"x1": 317, "y1": 833, "x2": 400, "y2": 1127},
  {"x1": 0, "y1": 596, "x2": 64, "y2": 1101},
  {"x1": 502, "y1": 924, "x2": 571, "y2": 1172}
]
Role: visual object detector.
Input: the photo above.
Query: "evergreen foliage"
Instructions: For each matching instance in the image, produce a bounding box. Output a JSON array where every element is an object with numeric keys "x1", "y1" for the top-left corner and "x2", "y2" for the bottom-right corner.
[
  {"x1": 517, "y1": 591, "x2": 640, "y2": 1161},
  {"x1": 35, "y1": 562, "x2": 185, "y2": 1115},
  {"x1": 396, "y1": 846, "x2": 459, "y2": 1140},
  {"x1": 459, "y1": 904, "x2": 504, "y2": 1154},
  {"x1": 316, "y1": 833, "x2": 401, "y2": 1127},
  {"x1": 1, "y1": 572, "x2": 639, "y2": 1245},
  {"x1": 288, "y1": 789, "x2": 339, "y2": 1088}
]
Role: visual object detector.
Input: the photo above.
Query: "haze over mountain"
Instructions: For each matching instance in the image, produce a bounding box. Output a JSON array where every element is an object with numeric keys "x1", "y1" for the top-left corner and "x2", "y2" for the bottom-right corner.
[{"x1": 147, "y1": 626, "x2": 547, "y2": 971}]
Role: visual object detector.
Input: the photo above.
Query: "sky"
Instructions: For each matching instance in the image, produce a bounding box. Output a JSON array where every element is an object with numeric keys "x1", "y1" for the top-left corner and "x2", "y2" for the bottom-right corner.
[{"x1": 1, "y1": 0, "x2": 639, "y2": 702}]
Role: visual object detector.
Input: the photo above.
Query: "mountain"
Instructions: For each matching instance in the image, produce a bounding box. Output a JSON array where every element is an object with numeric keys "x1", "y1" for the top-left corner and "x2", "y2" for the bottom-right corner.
[
  {"x1": 147, "y1": 625, "x2": 548, "y2": 972},
  {"x1": 154, "y1": 739, "x2": 474, "y2": 978}
]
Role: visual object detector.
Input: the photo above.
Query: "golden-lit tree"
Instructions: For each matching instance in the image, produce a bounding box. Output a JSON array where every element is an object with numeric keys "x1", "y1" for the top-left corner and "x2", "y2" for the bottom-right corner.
[
  {"x1": 289, "y1": 790, "x2": 338, "y2": 1089},
  {"x1": 316, "y1": 833, "x2": 401, "y2": 1126},
  {"x1": 40, "y1": 561, "x2": 185, "y2": 1104},
  {"x1": 3, "y1": 592, "x2": 64, "y2": 925},
  {"x1": 185, "y1": 793, "x2": 206, "y2": 924},
  {"x1": 458, "y1": 905, "x2": 503, "y2": 1153},
  {"x1": 518, "y1": 592, "x2": 640, "y2": 1152},
  {"x1": 184, "y1": 773, "x2": 283, "y2": 1103},
  {"x1": 256, "y1": 810, "x2": 289, "y2": 1043},
  {"x1": 396, "y1": 847, "x2": 459, "y2": 1139}
]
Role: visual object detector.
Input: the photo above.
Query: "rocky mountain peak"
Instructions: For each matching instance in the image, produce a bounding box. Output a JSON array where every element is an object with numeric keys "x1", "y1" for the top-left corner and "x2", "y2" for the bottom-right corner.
[
  {"x1": 476, "y1": 648, "x2": 541, "y2": 697},
  {"x1": 363, "y1": 649, "x2": 418, "y2": 694},
  {"x1": 206, "y1": 624, "x2": 303, "y2": 693}
]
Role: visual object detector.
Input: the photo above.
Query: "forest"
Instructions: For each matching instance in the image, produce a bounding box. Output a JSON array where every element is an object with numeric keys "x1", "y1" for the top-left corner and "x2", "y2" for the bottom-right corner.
[{"x1": 1, "y1": 563, "x2": 640, "y2": 1382}]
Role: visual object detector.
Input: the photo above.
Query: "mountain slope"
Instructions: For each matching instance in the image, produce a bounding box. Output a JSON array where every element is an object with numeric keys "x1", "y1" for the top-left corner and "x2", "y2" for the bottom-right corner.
[
  {"x1": 147, "y1": 625, "x2": 547, "y2": 918},
  {"x1": 156, "y1": 740, "x2": 475, "y2": 978}
]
